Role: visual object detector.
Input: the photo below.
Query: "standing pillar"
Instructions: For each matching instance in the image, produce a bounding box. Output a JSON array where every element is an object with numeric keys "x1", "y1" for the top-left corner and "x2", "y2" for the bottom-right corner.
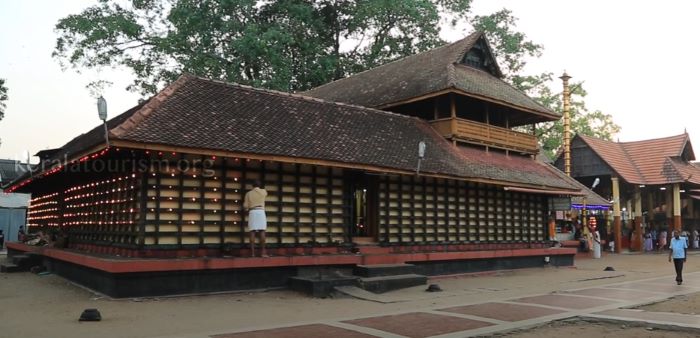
[
  {"x1": 688, "y1": 196, "x2": 695, "y2": 224},
  {"x1": 612, "y1": 177, "x2": 622, "y2": 253},
  {"x1": 666, "y1": 187, "x2": 674, "y2": 233},
  {"x1": 450, "y1": 94, "x2": 457, "y2": 146},
  {"x1": 560, "y1": 72, "x2": 572, "y2": 176},
  {"x1": 673, "y1": 183, "x2": 682, "y2": 231},
  {"x1": 632, "y1": 187, "x2": 643, "y2": 251}
]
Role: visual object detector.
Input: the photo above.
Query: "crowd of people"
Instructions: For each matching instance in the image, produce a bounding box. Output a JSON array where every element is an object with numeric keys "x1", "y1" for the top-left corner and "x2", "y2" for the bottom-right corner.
[{"x1": 642, "y1": 226, "x2": 699, "y2": 252}]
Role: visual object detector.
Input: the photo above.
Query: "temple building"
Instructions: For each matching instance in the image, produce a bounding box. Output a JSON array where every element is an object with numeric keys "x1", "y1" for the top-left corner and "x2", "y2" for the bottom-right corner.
[{"x1": 5, "y1": 32, "x2": 587, "y2": 297}]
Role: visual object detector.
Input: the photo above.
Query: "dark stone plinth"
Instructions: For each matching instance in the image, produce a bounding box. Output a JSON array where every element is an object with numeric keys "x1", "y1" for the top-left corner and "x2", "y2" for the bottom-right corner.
[
  {"x1": 412, "y1": 254, "x2": 573, "y2": 276},
  {"x1": 44, "y1": 256, "x2": 299, "y2": 298},
  {"x1": 12, "y1": 253, "x2": 43, "y2": 270}
]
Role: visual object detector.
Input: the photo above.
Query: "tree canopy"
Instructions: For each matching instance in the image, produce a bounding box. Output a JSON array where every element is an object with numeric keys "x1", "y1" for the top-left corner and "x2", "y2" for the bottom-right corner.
[
  {"x1": 53, "y1": 0, "x2": 619, "y2": 157},
  {"x1": 54, "y1": 0, "x2": 473, "y2": 94}
]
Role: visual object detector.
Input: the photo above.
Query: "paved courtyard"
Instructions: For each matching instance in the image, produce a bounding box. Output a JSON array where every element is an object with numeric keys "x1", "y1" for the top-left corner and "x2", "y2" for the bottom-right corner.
[{"x1": 2, "y1": 251, "x2": 700, "y2": 338}]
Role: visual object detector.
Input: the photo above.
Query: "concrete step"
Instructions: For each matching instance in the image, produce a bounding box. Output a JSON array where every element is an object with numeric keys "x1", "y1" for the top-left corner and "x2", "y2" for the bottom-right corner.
[
  {"x1": 358, "y1": 273, "x2": 427, "y2": 294},
  {"x1": 0, "y1": 263, "x2": 24, "y2": 273},
  {"x1": 354, "y1": 263, "x2": 417, "y2": 277},
  {"x1": 11, "y1": 254, "x2": 29, "y2": 264},
  {"x1": 353, "y1": 245, "x2": 392, "y2": 255},
  {"x1": 11, "y1": 253, "x2": 43, "y2": 269},
  {"x1": 288, "y1": 275, "x2": 359, "y2": 298}
]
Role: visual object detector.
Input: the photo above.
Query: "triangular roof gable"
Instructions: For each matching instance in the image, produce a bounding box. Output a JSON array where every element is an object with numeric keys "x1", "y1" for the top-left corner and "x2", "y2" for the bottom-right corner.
[
  {"x1": 680, "y1": 134, "x2": 696, "y2": 161},
  {"x1": 460, "y1": 34, "x2": 503, "y2": 78}
]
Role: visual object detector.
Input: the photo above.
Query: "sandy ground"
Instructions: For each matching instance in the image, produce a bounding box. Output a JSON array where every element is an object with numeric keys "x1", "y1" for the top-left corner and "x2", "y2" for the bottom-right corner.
[
  {"x1": 1, "y1": 250, "x2": 700, "y2": 338},
  {"x1": 635, "y1": 291, "x2": 700, "y2": 315},
  {"x1": 491, "y1": 318, "x2": 700, "y2": 338}
]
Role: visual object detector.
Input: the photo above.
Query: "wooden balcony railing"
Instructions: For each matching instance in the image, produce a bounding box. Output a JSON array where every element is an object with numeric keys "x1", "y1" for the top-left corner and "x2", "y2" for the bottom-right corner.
[{"x1": 429, "y1": 118, "x2": 538, "y2": 154}]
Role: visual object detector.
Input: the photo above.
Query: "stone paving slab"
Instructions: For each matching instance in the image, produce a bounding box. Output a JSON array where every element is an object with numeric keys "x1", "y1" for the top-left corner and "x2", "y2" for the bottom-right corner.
[
  {"x1": 210, "y1": 324, "x2": 379, "y2": 338},
  {"x1": 564, "y1": 287, "x2": 656, "y2": 300},
  {"x1": 612, "y1": 282, "x2": 693, "y2": 293},
  {"x1": 212, "y1": 272, "x2": 700, "y2": 338},
  {"x1": 437, "y1": 302, "x2": 566, "y2": 322},
  {"x1": 342, "y1": 312, "x2": 494, "y2": 338},
  {"x1": 511, "y1": 294, "x2": 618, "y2": 309}
]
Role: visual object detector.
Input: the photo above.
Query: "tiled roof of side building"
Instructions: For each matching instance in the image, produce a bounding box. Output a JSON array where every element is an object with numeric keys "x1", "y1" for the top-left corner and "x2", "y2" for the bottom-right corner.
[
  {"x1": 107, "y1": 75, "x2": 580, "y2": 191},
  {"x1": 578, "y1": 134, "x2": 696, "y2": 185},
  {"x1": 303, "y1": 31, "x2": 557, "y2": 120}
]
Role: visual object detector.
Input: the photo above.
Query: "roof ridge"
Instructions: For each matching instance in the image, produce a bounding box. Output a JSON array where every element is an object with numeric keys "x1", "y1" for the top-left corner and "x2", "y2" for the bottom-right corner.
[
  {"x1": 594, "y1": 132, "x2": 688, "y2": 145},
  {"x1": 188, "y1": 75, "x2": 417, "y2": 121},
  {"x1": 304, "y1": 31, "x2": 482, "y2": 94},
  {"x1": 111, "y1": 74, "x2": 195, "y2": 138}
]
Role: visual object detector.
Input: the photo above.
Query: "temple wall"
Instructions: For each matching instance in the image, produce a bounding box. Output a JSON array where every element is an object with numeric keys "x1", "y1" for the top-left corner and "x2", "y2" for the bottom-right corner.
[
  {"x1": 143, "y1": 156, "x2": 346, "y2": 248},
  {"x1": 25, "y1": 151, "x2": 550, "y2": 255},
  {"x1": 378, "y1": 175, "x2": 547, "y2": 244}
]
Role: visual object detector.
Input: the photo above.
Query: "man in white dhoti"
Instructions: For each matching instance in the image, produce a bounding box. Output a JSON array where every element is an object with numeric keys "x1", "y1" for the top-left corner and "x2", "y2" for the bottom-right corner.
[{"x1": 244, "y1": 180, "x2": 268, "y2": 257}]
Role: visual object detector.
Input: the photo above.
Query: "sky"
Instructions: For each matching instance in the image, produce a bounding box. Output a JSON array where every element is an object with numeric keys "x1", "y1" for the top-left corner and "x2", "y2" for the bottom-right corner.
[{"x1": 1, "y1": 0, "x2": 700, "y2": 162}]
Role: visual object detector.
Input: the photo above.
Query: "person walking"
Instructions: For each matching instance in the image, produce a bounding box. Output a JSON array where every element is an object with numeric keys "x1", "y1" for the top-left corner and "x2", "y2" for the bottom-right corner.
[
  {"x1": 668, "y1": 230, "x2": 688, "y2": 285},
  {"x1": 693, "y1": 228, "x2": 699, "y2": 249},
  {"x1": 243, "y1": 180, "x2": 268, "y2": 257}
]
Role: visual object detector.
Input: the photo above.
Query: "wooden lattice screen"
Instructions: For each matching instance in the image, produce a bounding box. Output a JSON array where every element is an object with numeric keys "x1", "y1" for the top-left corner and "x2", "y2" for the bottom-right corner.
[{"x1": 378, "y1": 175, "x2": 546, "y2": 244}]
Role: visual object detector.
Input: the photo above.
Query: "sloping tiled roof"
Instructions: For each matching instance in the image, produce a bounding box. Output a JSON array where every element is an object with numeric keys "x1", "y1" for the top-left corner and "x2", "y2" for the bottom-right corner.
[
  {"x1": 5, "y1": 102, "x2": 149, "y2": 188},
  {"x1": 0, "y1": 159, "x2": 29, "y2": 186},
  {"x1": 578, "y1": 134, "x2": 700, "y2": 185},
  {"x1": 108, "y1": 75, "x2": 579, "y2": 190},
  {"x1": 8, "y1": 75, "x2": 583, "y2": 193},
  {"x1": 303, "y1": 32, "x2": 557, "y2": 121}
]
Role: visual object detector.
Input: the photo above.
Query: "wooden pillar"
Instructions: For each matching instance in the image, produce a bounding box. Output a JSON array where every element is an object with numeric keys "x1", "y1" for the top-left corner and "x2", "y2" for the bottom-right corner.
[
  {"x1": 673, "y1": 183, "x2": 681, "y2": 231},
  {"x1": 433, "y1": 98, "x2": 439, "y2": 120},
  {"x1": 612, "y1": 177, "x2": 622, "y2": 253},
  {"x1": 688, "y1": 196, "x2": 695, "y2": 223},
  {"x1": 632, "y1": 187, "x2": 643, "y2": 251},
  {"x1": 647, "y1": 191, "x2": 655, "y2": 227},
  {"x1": 666, "y1": 187, "x2": 673, "y2": 233},
  {"x1": 450, "y1": 93, "x2": 456, "y2": 146}
]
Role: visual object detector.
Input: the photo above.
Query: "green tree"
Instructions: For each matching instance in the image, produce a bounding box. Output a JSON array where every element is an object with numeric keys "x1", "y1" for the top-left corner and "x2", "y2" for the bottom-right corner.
[
  {"x1": 0, "y1": 78, "x2": 7, "y2": 121},
  {"x1": 0, "y1": 78, "x2": 7, "y2": 148},
  {"x1": 53, "y1": 1, "x2": 618, "y2": 158},
  {"x1": 53, "y1": 0, "x2": 472, "y2": 94}
]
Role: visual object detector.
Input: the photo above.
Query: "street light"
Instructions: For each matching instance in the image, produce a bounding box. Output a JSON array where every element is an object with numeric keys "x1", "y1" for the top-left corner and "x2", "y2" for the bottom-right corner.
[
  {"x1": 416, "y1": 140, "x2": 426, "y2": 175},
  {"x1": 97, "y1": 96, "x2": 109, "y2": 147}
]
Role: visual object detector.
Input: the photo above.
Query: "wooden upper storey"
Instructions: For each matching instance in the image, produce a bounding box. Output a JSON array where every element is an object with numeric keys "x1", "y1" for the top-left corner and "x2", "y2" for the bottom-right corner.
[{"x1": 304, "y1": 32, "x2": 554, "y2": 155}]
